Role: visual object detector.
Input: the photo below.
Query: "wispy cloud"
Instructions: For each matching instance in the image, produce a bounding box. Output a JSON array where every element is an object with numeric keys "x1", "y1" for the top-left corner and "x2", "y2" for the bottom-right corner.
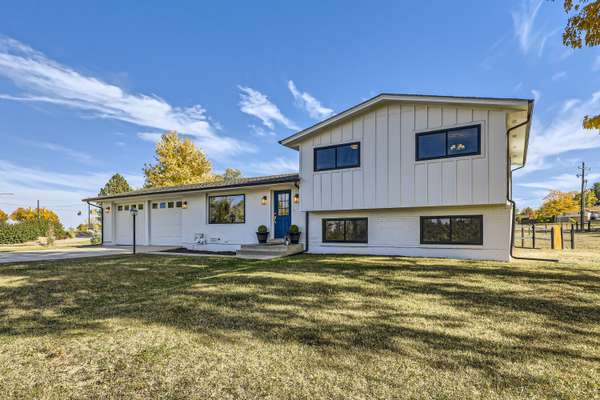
[
  {"x1": 512, "y1": 0, "x2": 554, "y2": 56},
  {"x1": 137, "y1": 132, "x2": 163, "y2": 143},
  {"x1": 520, "y1": 92, "x2": 600, "y2": 174},
  {"x1": 115, "y1": 141, "x2": 126, "y2": 147},
  {"x1": 249, "y1": 124, "x2": 276, "y2": 137},
  {"x1": 238, "y1": 85, "x2": 298, "y2": 130},
  {"x1": 551, "y1": 71, "x2": 567, "y2": 81},
  {"x1": 287, "y1": 80, "x2": 334, "y2": 120},
  {"x1": 0, "y1": 37, "x2": 252, "y2": 160},
  {"x1": 23, "y1": 140, "x2": 94, "y2": 164},
  {"x1": 0, "y1": 159, "x2": 143, "y2": 227},
  {"x1": 247, "y1": 156, "x2": 298, "y2": 175},
  {"x1": 518, "y1": 172, "x2": 600, "y2": 192}
]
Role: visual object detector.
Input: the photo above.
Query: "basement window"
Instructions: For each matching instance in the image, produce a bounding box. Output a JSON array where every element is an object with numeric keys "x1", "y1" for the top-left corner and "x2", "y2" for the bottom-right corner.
[
  {"x1": 322, "y1": 218, "x2": 368, "y2": 243},
  {"x1": 416, "y1": 125, "x2": 480, "y2": 161},
  {"x1": 420, "y1": 215, "x2": 483, "y2": 245}
]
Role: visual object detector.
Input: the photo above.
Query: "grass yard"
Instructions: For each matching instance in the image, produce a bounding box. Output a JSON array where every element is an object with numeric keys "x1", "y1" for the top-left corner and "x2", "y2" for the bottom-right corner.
[{"x1": 0, "y1": 251, "x2": 599, "y2": 399}]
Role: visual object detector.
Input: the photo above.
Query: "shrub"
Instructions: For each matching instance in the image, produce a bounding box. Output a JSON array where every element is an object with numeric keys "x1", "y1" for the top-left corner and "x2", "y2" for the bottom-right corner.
[
  {"x1": 257, "y1": 225, "x2": 268, "y2": 234},
  {"x1": 0, "y1": 220, "x2": 66, "y2": 245},
  {"x1": 288, "y1": 224, "x2": 300, "y2": 234},
  {"x1": 90, "y1": 233, "x2": 102, "y2": 245}
]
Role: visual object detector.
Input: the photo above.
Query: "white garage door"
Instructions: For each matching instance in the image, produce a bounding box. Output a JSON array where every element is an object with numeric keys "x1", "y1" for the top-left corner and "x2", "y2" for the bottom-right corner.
[
  {"x1": 115, "y1": 203, "x2": 146, "y2": 245},
  {"x1": 150, "y1": 200, "x2": 182, "y2": 245}
]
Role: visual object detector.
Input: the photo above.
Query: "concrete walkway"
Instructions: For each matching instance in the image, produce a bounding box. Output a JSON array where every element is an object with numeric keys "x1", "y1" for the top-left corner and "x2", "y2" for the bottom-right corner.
[{"x1": 0, "y1": 245, "x2": 175, "y2": 264}]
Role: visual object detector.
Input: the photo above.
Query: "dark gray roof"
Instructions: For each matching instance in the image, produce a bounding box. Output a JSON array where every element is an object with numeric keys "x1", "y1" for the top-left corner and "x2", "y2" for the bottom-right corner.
[{"x1": 83, "y1": 173, "x2": 299, "y2": 202}]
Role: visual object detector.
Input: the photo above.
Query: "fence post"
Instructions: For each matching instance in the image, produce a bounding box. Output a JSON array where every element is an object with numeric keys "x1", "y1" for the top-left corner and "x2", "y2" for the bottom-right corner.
[
  {"x1": 561, "y1": 224, "x2": 564, "y2": 249},
  {"x1": 550, "y1": 228, "x2": 555, "y2": 249},
  {"x1": 521, "y1": 225, "x2": 525, "y2": 248},
  {"x1": 571, "y1": 224, "x2": 575, "y2": 250},
  {"x1": 588, "y1": 220, "x2": 591, "y2": 232},
  {"x1": 532, "y1": 225, "x2": 536, "y2": 249}
]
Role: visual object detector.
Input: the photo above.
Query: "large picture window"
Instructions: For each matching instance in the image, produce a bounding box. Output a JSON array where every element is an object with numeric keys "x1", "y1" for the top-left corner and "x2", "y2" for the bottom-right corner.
[
  {"x1": 209, "y1": 194, "x2": 245, "y2": 224},
  {"x1": 416, "y1": 125, "x2": 480, "y2": 161},
  {"x1": 420, "y1": 215, "x2": 483, "y2": 245},
  {"x1": 314, "y1": 142, "x2": 360, "y2": 171},
  {"x1": 322, "y1": 218, "x2": 368, "y2": 243}
]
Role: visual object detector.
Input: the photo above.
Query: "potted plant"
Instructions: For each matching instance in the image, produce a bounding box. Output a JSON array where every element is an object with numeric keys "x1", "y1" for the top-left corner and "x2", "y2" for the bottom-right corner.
[
  {"x1": 288, "y1": 224, "x2": 301, "y2": 244},
  {"x1": 256, "y1": 225, "x2": 269, "y2": 244}
]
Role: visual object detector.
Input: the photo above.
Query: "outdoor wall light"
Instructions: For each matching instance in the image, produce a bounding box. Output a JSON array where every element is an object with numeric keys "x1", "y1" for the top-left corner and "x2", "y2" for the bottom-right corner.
[
  {"x1": 182, "y1": 201, "x2": 188, "y2": 209},
  {"x1": 105, "y1": 206, "x2": 111, "y2": 213},
  {"x1": 261, "y1": 195, "x2": 268, "y2": 205},
  {"x1": 293, "y1": 193, "x2": 300, "y2": 204}
]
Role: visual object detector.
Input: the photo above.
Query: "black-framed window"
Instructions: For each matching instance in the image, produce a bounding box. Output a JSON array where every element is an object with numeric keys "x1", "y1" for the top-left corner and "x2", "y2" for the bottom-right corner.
[
  {"x1": 209, "y1": 194, "x2": 245, "y2": 224},
  {"x1": 314, "y1": 142, "x2": 360, "y2": 171},
  {"x1": 138, "y1": 204, "x2": 144, "y2": 210},
  {"x1": 416, "y1": 125, "x2": 480, "y2": 161},
  {"x1": 152, "y1": 203, "x2": 158, "y2": 209},
  {"x1": 322, "y1": 218, "x2": 368, "y2": 243},
  {"x1": 176, "y1": 201, "x2": 183, "y2": 208},
  {"x1": 117, "y1": 205, "x2": 123, "y2": 211},
  {"x1": 420, "y1": 215, "x2": 483, "y2": 245}
]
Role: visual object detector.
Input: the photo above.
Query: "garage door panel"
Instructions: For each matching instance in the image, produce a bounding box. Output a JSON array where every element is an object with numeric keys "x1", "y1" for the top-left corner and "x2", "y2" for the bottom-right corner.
[
  {"x1": 115, "y1": 204, "x2": 146, "y2": 245},
  {"x1": 150, "y1": 203, "x2": 182, "y2": 245}
]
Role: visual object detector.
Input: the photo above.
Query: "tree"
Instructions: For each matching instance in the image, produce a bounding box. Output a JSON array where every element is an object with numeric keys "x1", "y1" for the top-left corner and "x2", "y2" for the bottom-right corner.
[
  {"x1": 593, "y1": 182, "x2": 600, "y2": 204},
  {"x1": 516, "y1": 206, "x2": 537, "y2": 222},
  {"x1": 562, "y1": 0, "x2": 600, "y2": 129},
  {"x1": 143, "y1": 131, "x2": 218, "y2": 188},
  {"x1": 99, "y1": 173, "x2": 132, "y2": 196},
  {"x1": 10, "y1": 207, "x2": 60, "y2": 223},
  {"x1": 574, "y1": 188, "x2": 598, "y2": 208},
  {"x1": 222, "y1": 168, "x2": 242, "y2": 180},
  {"x1": 537, "y1": 190, "x2": 579, "y2": 218},
  {"x1": 0, "y1": 209, "x2": 7, "y2": 224}
]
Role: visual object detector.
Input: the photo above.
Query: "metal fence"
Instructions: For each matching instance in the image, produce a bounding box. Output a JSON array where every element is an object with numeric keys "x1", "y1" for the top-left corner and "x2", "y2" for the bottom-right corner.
[{"x1": 514, "y1": 222, "x2": 600, "y2": 250}]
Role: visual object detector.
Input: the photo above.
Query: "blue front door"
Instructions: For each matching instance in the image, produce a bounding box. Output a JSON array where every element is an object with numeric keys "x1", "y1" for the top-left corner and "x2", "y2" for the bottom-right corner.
[{"x1": 274, "y1": 190, "x2": 291, "y2": 239}]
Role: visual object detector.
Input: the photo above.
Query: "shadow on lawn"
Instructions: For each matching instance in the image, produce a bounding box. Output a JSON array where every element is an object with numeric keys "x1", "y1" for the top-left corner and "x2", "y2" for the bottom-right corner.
[{"x1": 0, "y1": 254, "x2": 599, "y2": 375}]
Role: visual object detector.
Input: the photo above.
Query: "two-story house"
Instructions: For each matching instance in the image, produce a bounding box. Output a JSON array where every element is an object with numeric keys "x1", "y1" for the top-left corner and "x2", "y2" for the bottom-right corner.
[{"x1": 83, "y1": 93, "x2": 533, "y2": 261}]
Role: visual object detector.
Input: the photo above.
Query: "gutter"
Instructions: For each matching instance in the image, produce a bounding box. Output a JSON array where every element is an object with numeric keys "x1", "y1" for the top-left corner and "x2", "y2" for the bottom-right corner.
[{"x1": 506, "y1": 102, "x2": 558, "y2": 262}]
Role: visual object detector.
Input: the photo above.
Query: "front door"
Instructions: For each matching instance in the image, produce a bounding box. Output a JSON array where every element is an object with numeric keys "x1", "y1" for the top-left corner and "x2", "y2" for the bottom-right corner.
[{"x1": 273, "y1": 190, "x2": 291, "y2": 239}]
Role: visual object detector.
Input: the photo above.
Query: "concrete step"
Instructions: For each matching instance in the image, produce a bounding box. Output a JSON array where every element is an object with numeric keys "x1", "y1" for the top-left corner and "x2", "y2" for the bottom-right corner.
[{"x1": 236, "y1": 243, "x2": 304, "y2": 259}]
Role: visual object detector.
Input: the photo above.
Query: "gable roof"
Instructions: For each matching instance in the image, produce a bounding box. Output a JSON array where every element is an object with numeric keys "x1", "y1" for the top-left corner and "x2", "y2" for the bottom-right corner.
[
  {"x1": 83, "y1": 173, "x2": 299, "y2": 202},
  {"x1": 279, "y1": 93, "x2": 534, "y2": 152}
]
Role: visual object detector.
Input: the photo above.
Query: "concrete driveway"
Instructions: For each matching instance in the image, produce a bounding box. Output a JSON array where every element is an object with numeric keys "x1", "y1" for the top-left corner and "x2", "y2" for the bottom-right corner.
[{"x1": 0, "y1": 246, "x2": 133, "y2": 264}]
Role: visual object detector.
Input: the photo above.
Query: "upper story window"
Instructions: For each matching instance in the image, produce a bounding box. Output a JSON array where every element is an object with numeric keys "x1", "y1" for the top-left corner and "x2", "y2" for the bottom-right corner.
[
  {"x1": 314, "y1": 142, "x2": 360, "y2": 171},
  {"x1": 416, "y1": 125, "x2": 481, "y2": 161}
]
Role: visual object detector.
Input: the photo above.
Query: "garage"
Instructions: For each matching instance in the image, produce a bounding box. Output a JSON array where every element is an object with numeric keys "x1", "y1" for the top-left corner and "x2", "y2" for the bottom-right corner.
[
  {"x1": 150, "y1": 199, "x2": 183, "y2": 245},
  {"x1": 115, "y1": 203, "x2": 146, "y2": 245}
]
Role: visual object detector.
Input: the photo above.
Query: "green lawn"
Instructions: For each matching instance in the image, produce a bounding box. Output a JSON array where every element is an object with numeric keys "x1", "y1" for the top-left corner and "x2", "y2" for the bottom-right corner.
[{"x1": 0, "y1": 252, "x2": 599, "y2": 399}]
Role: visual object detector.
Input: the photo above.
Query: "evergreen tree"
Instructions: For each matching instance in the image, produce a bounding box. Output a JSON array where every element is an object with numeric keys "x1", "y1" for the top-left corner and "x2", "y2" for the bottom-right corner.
[{"x1": 99, "y1": 173, "x2": 133, "y2": 196}]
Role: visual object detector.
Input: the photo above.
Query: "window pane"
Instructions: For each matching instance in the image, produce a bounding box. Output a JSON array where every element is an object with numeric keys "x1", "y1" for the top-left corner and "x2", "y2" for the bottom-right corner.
[
  {"x1": 138, "y1": 204, "x2": 144, "y2": 210},
  {"x1": 324, "y1": 220, "x2": 345, "y2": 241},
  {"x1": 417, "y1": 133, "x2": 446, "y2": 160},
  {"x1": 337, "y1": 143, "x2": 360, "y2": 168},
  {"x1": 160, "y1": 202, "x2": 166, "y2": 209},
  {"x1": 176, "y1": 201, "x2": 182, "y2": 208},
  {"x1": 315, "y1": 147, "x2": 336, "y2": 170},
  {"x1": 168, "y1": 202, "x2": 174, "y2": 208},
  {"x1": 209, "y1": 195, "x2": 245, "y2": 224},
  {"x1": 152, "y1": 203, "x2": 158, "y2": 209},
  {"x1": 451, "y1": 216, "x2": 482, "y2": 244},
  {"x1": 345, "y1": 219, "x2": 368, "y2": 242},
  {"x1": 117, "y1": 205, "x2": 123, "y2": 211},
  {"x1": 422, "y1": 217, "x2": 450, "y2": 243},
  {"x1": 124, "y1": 205, "x2": 130, "y2": 211},
  {"x1": 448, "y1": 127, "x2": 479, "y2": 156}
]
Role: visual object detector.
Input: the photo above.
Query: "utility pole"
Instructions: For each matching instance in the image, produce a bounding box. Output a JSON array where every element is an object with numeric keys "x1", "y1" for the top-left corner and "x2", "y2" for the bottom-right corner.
[{"x1": 577, "y1": 162, "x2": 589, "y2": 232}]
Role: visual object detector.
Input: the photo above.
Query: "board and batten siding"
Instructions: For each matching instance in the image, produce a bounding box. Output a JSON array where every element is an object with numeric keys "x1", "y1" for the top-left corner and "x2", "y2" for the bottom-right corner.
[{"x1": 299, "y1": 103, "x2": 508, "y2": 211}]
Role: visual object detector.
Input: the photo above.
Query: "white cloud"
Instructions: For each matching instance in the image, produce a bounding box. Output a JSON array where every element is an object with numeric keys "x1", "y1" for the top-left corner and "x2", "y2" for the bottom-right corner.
[
  {"x1": 520, "y1": 92, "x2": 600, "y2": 174},
  {"x1": 518, "y1": 172, "x2": 600, "y2": 192},
  {"x1": 512, "y1": 0, "x2": 555, "y2": 56},
  {"x1": 247, "y1": 156, "x2": 299, "y2": 175},
  {"x1": 137, "y1": 132, "x2": 163, "y2": 143},
  {"x1": 287, "y1": 80, "x2": 334, "y2": 120},
  {"x1": 0, "y1": 159, "x2": 143, "y2": 228},
  {"x1": 115, "y1": 141, "x2": 125, "y2": 147},
  {"x1": 238, "y1": 85, "x2": 298, "y2": 130},
  {"x1": 23, "y1": 140, "x2": 94, "y2": 164},
  {"x1": 249, "y1": 124, "x2": 276, "y2": 137},
  {"x1": 552, "y1": 71, "x2": 567, "y2": 81},
  {"x1": 0, "y1": 37, "x2": 253, "y2": 160},
  {"x1": 531, "y1": 89, "x2": 541, "y2": 103}
]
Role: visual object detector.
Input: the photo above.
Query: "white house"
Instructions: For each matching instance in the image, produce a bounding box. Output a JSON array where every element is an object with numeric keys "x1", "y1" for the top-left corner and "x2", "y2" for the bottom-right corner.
[{"x1": 84, "y1": 93, "x2": 533, "y2": 261}]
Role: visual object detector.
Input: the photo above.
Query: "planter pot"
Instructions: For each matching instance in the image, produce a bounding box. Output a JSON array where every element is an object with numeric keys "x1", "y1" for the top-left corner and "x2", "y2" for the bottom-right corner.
[
  {"x1": 289, "y1": 232, "x2": 300, "y2": 244},
  {"x1": 256, "y1": 231, "x2": 269, "y2": 244}
]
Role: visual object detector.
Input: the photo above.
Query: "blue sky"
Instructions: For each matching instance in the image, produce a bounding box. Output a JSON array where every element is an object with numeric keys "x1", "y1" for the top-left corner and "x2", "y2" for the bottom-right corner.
[{"x1": 0, "y1": 0, "x2": 599, "y2": 227}]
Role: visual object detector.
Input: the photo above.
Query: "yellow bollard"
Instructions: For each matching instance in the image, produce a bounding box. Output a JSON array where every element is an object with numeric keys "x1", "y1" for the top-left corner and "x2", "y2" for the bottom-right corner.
[{"x1": 552, "y1": 226, "x2": 563, "y2": 250}]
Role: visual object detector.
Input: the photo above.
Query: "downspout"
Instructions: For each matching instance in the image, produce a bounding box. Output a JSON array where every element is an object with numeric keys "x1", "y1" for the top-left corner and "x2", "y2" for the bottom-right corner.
[
  {"x1": 86, "y1": 201, "x2": 103, "y2": 245},
  {"x1": 305, "y1": 211, "x2": 309, "y2": 252},
  {"x1": 506, "y1": 107, "x2": 558, "y2": 262}
]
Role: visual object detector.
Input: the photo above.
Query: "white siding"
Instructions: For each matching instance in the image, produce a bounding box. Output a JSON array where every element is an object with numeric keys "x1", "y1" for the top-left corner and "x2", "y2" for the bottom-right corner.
[
  {"x1": 308, "y1": 204, "x2": 512, "y2": 261},
  {"x1": 299, "y1": 102, "x2": 508, "y2": 211}
]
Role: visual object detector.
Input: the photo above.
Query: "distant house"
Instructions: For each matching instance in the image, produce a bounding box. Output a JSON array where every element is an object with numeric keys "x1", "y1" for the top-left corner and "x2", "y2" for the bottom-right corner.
[{"x1": 83, "y1": 93, "x2": 533, "y2": 261}]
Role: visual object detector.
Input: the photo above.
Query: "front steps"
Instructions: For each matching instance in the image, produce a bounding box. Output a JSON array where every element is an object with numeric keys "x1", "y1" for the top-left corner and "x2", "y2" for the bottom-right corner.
[{"x1": 236, "y1": 241, "x2": 304, "y2": 259}]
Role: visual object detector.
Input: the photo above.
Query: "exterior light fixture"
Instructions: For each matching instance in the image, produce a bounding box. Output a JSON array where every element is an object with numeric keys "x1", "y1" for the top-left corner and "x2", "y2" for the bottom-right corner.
[
  {"x1": 261, "y1": 195, "x2": 268, "y2": 205},
  {"x1": 105, "y1": 206, "x2": 111, "y2": 213},
  {"x1": 182, "y1": 201, "x2": 188, "y2": 209},
  {"x1": 293, "y1": 193, "x2": 300, "y2": 204}
]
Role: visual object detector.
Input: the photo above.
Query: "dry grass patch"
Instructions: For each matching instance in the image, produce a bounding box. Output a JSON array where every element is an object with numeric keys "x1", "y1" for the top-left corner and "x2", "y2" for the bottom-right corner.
[{"x1": 0, "y1": 252, "x2": 599, "y2": 399}]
